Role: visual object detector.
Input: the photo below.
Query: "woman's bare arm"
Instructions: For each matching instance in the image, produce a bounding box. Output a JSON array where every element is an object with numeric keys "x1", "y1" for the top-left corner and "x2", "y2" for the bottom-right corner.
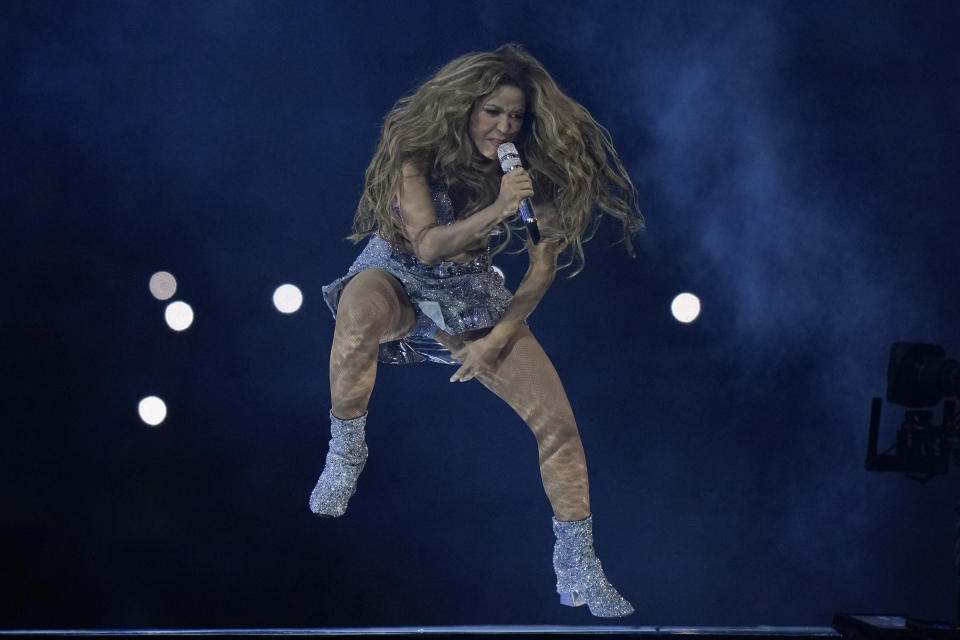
[
  {"x1": 486, "y1": 236, "x2": 559, "y2": 346},
  {"x1": 398, "y1": 164, "x2": 532, "y2": 265},
  {"x1": 446, "y1": 204, "x2": 563, "y2": 382}
]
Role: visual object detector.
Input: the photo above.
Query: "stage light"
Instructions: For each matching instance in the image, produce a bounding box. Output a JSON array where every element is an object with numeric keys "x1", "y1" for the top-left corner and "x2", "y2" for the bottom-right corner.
[
  {"x1": 149, "y1": 271, "x2": 177, "y2": 301},
  {"x1": 164, "y1": 301, "x2": 194, "y2": 331},
  {"x1": 886, "y1": 342, "x2": 960, "y2": 409},
  {"x1": 138, "y1": 396, "x2": 167, "y2": 426},
  {"x1": 273, "y1": 284, "x2": 303, "y2": 314},
  {"x1": 671, "y1": 292, "x2": 701, "y2": 323}
]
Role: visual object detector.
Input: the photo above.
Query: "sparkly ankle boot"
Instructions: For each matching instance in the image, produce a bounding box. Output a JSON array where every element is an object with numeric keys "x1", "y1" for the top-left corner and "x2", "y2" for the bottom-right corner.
[
  {"x1": 308, "y1": 411, "x2": 368, "y2": 517},
  {"x1": 552, "y1": 515, "x2": 634, "y2": 617}
]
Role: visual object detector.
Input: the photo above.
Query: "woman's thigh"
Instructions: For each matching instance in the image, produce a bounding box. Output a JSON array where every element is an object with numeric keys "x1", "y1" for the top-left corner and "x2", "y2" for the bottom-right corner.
[
  {"x1": 336, "y1": 269, "x2": 417, "y2": 343},
  {"x1": 464, "y1": 326, "x2": 577, "y2": 428}
]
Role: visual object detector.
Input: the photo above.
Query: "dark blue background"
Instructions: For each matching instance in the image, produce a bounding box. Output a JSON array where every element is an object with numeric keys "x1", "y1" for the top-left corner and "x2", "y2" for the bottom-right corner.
[{"x1": 3, "y1": 0, "x2": 959, "y2": 629}]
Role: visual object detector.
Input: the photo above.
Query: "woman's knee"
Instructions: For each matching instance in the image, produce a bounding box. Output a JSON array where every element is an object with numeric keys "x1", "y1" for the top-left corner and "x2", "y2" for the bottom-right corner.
[
  {"x1": 337, "y1": 271, "x2": 412, "y2": 338},
  {"x1": 534, "y1": 420, "x2": 583, "y2": 468},
  {"x1": 534, "y1": 409, "x2": 579, "y2": 440}
]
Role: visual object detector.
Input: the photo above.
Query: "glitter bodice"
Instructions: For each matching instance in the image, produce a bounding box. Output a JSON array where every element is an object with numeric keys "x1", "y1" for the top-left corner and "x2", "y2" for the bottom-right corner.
[
  {"x1": 429, "y1": 179, "x2": 456, "y2": 225},
  {"x1": 322, "y1": 179, "x2": 512, "y2": 365}
]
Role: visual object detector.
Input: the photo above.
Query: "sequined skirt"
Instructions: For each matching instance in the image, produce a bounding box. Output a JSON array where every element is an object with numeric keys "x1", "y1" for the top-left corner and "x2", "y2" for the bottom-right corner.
[{"x1": 321, "y1": 235, "x2": 512, "y2": 365}]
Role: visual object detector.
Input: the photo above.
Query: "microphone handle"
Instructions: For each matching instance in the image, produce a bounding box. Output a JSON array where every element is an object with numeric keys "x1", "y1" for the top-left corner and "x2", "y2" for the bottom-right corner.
[{"x1": 518, "y1": 198, "x2": 541, "y2": 244}]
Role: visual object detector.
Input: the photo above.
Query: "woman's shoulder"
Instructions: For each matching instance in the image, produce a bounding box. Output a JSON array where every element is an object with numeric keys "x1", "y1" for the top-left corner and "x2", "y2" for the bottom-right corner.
[{"x1": 400, "y1": 162, "x2": 449, "y2": 189}]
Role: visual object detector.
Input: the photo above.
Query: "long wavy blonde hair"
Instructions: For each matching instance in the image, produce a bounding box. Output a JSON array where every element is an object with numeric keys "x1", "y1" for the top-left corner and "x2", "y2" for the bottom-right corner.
[{"x1": 352, "y1": 44, "x2": 643, "y2": 274}]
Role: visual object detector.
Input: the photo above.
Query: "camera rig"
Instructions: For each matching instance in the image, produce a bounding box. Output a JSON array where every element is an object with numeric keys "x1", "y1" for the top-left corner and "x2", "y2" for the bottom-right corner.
[{"x1": 866, "y1": 342, "x2": 960, "y2": 482}]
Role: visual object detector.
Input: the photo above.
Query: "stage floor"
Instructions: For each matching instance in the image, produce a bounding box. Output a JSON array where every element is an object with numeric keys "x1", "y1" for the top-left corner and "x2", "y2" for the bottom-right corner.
[{"x1": 0, "y1": 626, "x2": 841, "y2": 639}]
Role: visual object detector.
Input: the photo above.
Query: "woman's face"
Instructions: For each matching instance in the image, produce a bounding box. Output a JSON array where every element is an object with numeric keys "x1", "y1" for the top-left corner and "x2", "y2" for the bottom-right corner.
[{"x1": 469, "y1": 84, "x2": 527, "y2": 161}]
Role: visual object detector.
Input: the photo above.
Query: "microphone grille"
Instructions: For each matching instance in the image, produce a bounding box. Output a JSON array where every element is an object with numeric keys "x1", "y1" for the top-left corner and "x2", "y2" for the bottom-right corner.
[{"x1": 497, "y1": 142, "x2": 522, "y2": 173}]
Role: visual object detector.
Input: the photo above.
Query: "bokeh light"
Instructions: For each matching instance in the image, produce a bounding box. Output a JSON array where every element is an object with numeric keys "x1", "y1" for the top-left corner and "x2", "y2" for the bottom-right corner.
[
  {"x1": 273, "y1": 284, "x2": 303, "y2": 314},
  {"x1": 671, "y1": 292, "x2": 701, "y2": 324},
  {"x1": 164, "y1": 301, "x2": 194, "y2": 331},
  {"x1": 149, "y1": 271, "x2": 177, "y2": 300},
  {"x1": 138, "y1": 396, "x2": 167, "y2": 426}
]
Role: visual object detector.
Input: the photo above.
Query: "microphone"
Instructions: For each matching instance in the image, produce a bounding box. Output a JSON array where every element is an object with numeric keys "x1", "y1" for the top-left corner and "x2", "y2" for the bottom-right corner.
[{"x1": 496, "y1": 142, "x2": 541, "y2": 244}]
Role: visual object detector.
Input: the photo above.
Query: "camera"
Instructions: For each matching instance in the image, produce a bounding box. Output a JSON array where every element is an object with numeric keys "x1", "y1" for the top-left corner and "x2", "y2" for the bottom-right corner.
[{"x1": 866, "y1": 342, "x2": 960, "y2": 481}]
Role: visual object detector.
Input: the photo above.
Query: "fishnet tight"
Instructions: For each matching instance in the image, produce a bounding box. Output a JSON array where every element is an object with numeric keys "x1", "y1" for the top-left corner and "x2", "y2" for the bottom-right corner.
[{"x1": 329, "y1": 269, "x2": 590, "y2": 521}]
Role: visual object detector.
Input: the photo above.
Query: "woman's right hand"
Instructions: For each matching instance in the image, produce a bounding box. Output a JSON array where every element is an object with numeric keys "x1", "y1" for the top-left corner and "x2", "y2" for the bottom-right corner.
[{"x1": 495, "y1": 169, "x2": 534, "y2": 219}]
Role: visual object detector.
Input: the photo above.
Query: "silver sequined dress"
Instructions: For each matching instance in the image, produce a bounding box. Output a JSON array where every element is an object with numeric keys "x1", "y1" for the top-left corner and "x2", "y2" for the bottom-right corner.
[{"x1": 322, "y1": 180, "x2": 512, "y2": 365}]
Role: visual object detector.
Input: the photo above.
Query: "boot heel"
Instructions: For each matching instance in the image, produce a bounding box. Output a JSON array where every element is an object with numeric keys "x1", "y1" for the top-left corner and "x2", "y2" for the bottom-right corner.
[{"x1": 552, "y1": 515, "x2": 634, "y2": 617}]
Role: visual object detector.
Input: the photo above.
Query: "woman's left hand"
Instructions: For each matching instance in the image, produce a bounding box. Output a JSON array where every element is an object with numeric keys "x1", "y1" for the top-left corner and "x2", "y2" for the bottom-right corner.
[
  {"x1": 448, "y1": 333, "x2": 507, "y2": 383},
  {"x1": 527, "y1": 236, "x2": 562, "y2": 265}
]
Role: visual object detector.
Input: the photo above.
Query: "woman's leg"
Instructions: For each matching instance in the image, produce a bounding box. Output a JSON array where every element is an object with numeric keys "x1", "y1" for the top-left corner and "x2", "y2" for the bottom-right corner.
[
  {"x1": 439, "y1": 325, "x2": 632, "y2": 616},
  {"x1": 329, "y1": 269, "x2": 416, "y2": 418},
  {"x1": 310, "y1": 270, "x2": 415, "y2": 517},
  {"x1": 439, "y1": 326, "x2": 590, "y2": 521},
  {"x1": 437, "y1": 326, "x2": 632, "y2": 616}
]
